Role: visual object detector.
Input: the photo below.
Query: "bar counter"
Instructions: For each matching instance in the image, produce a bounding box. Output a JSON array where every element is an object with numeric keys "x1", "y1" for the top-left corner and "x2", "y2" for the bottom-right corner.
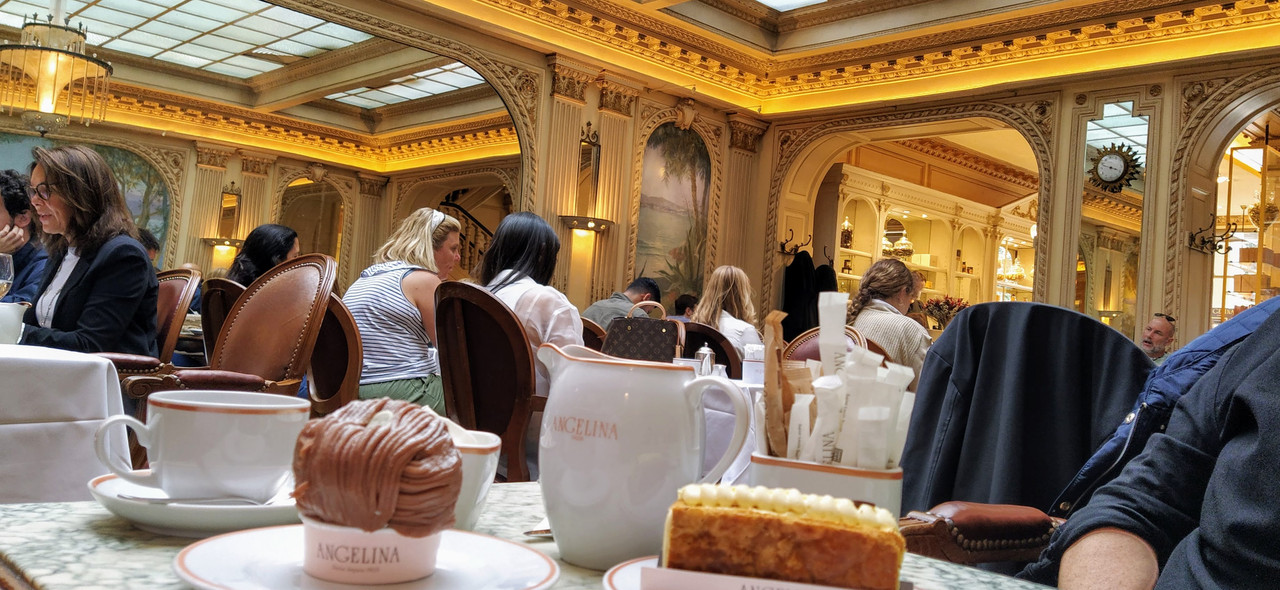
[{"x1": 0, "y1": 482, "x2": 1048, "y2": 589}]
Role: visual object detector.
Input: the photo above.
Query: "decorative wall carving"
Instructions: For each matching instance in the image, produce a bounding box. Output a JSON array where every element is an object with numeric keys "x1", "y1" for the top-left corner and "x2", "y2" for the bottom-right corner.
[
  {"x1": 728, "y1": 117, "x2": 768, "y2": 152},
  {"x1": 1181, "y1": 77, "x2": 1230, "y2": 121},
  {"x1": 196, "y1": 145, "x2": 233, "y2": 168},
  {"x1": 1007, "y1": 198, "x2": 1039, "y2": 222},
  {"x1": 599, "y1": 80, "x2": 639, "y2": 116},
  {"x1": 896, "y1": 138, "x2": 1039, "y2": 189},
  {"x1": 358, "y1": 173, "x2": 388, "y2": 197},
  {"x1": 762, "y1": 96, "x2": 1056, "y2": 311},
  {"x1": 274, "y1": 163, "x2": 359, "y2": 283},
  {"x1": 239, "y1": 151, "x2": 276, "y2": 176},
  {"x1": 552, "y1": 64, "x2": 595, "y2": 102},
  {"x1": 674, "y1": 98, "x2": 698, "y2": 130}
]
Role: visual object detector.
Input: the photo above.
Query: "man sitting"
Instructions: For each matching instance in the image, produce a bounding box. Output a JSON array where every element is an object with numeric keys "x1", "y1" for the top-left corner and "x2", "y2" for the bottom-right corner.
[
  {"x1": 582, "y1": 277, "x2": 660, "y2": 328},
  {"x1": 1139, "y1": 313, "x2": 1176, "y2": 365},
  {"x1": 0, "y1": 169, "x2": 47, "y2": 304}
]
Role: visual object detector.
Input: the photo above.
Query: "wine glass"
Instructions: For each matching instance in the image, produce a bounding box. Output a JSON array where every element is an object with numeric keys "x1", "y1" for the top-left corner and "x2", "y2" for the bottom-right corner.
[{"x1": 0, "y1": 253, "x2": 12, "y2": 300}]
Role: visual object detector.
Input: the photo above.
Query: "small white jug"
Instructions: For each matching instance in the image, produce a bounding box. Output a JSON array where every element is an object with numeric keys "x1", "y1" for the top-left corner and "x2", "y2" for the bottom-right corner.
[
  {"x1": 537, "y1": 344, "x2": 750, "y2": 570},
  {"x1": 0, "y1": 302, "x2": 26, "y2": 344}
]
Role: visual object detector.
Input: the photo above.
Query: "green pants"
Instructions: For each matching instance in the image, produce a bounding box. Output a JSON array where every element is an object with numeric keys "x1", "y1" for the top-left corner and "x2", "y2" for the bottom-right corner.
[{"x1": 358, "y1": 375, "x2": 445, "y2": 415}]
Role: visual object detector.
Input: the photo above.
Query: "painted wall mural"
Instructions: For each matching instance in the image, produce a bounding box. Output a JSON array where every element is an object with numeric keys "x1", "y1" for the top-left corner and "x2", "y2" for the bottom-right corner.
[
  {"x1": 0, "y1": 133, "x2": 171, "y2": 264},
  {"x1": 637, "y1": 122, "x2": 710, "y2": 305}
]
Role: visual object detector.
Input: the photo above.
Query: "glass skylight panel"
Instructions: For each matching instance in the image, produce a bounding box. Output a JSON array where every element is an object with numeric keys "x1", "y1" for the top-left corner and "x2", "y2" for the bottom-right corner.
[
  {"x1": 156, "y1": 50, "x2": 212, "y2": 68},
  {"x1": 79, "y1": 18, "x2": 131, "y2": 38},
  {"x1": 214, "y1": 0, "x2": 271, "y2": 11},
  {"x1": 329, "y1": 94, "x2": 385, "y2": 109},
  {"x1": 125, "y1": 29, "x2": 183, "y2": 50},
  {"x1": 203, "y1": 62, "x2": 260, "y2": 78},
  {"x1": 291, "y1": 31, "x2": 347, "y2": 51},
  {"x1": 223, "y1": 54, "x2": 279, "y2": 72},
  {"x1": 266, "y1": 39, "x2": 319, "y2": 57},
  {"x1": 217, "y1": 25, "x2": 278, "y2": 46},
  {"x1": 313, "y1": 22, "x2": 372, "y2": 43},
  {"x1": 139, "y1": 20, "x2": 200, "y2": 42},
  {"x1": 169, "y1": 43, "x2": 232, "y2": 62},
  {"x1": 191, "y1": 35, "x2": 254, "y2": 55},
  {"x1": 81, "y1": 5, "x2": 147, "y2": 27},
  {"x1": 753, "y1": 0, "x2": 825, "y2": 10},
  {"x1": 0, "y1": 12, "x2": 21, "y2": 28},
  {"x1": 99, "y1": 0, "x2": 164, "y2": 18},
  {"x1": 157, "y1": 11, "x2": 219, "y2": 32},
  {"x1": 400, "y1": 78, "x2": 454, "y2": 95},
  {"x1": 239, "y1": 14, "x2": 300, "y2": 37},
  {"x1": 261, "y1": 6, "x2": 322, "y2": 28},
  {"x1": 104, "y1": 38, "x2": 163, "y2": 56}
]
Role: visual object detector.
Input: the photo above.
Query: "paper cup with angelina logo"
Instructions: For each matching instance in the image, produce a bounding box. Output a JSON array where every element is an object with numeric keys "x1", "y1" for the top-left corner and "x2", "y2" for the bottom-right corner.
[{"x1": 302, "y1": 516, "x2": 443, "y2": 584}]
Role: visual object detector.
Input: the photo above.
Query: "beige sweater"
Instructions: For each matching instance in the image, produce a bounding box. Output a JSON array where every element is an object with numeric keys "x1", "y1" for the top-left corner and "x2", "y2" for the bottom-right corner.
[{"x1": 851, "y1": 299, "x2": 932, "y2": 391}]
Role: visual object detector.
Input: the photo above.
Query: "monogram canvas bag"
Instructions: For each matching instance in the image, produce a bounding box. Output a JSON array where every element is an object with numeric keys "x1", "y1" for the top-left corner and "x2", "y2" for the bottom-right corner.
[{"x1": 600, "y1": 301, "x2": 685, "y2": 363}]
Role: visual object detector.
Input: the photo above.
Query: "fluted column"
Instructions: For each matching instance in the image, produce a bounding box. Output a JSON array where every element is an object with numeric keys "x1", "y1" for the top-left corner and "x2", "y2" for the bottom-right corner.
[
  {"x1": 189, "y1": 143, "x2": 235, "y2": 272},
  {"x1": 590, "y1": 76, "x2": 641, "y2": 302},
  {"x1": 545, "y1": 56, "x2": 595, "y2": 293},
  {"x1": 353, "y1": 173, "x2": 388, "y2": 283},
  {"x1": 237, "y1": 150, "x2": 276, "y2": 235},
  {"x1": 724, "y1": 115, "x2": 769, "y2": 268}
]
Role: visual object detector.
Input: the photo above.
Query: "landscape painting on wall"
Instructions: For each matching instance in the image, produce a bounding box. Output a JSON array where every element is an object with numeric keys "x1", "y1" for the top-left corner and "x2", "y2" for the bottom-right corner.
[
  {"x1": 636, "y1": 122, "x2": 710, "y2": 306},
  {"x1": 0, "y1": 133, "x2": 171, "y2": 264}
]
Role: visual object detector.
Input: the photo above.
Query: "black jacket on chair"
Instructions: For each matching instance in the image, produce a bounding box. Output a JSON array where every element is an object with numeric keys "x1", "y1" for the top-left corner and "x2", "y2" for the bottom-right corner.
[
  {"x1": 21, "y1": 234, "x2": 159, "y2": 357},
  {"x1": 900, "y1": 302, "x2": 1152, "y2": 518}
]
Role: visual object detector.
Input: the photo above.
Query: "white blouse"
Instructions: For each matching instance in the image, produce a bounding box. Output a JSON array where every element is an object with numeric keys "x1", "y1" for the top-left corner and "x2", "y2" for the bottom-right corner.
[
  {"x1": 485, "y1": 270, "x2": 584, "y2": 397},
  {"x1": 718, "y1": 309, "x2": 763, "y2": 358},
  {"x1": 36, "y1": 248, "x2": 80, "y2": 329}
]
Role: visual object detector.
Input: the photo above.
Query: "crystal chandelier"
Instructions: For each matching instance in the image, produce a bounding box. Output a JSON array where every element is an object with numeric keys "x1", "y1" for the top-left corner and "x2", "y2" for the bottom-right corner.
[{"x1": 0, "y1": 2, "x2": 112, "y2": 136}]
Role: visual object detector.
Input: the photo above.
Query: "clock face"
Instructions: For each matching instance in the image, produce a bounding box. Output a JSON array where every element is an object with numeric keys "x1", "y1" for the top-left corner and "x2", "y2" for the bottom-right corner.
[{"x1": 1096, "y1": 153, "x2": 1126, "y2": 182}]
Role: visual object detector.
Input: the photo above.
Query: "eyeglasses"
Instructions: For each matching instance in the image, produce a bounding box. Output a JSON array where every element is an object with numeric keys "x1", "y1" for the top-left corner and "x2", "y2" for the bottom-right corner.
[
  {"x1": 26, "y1": 182, "x2": 54, "y2": 201},
  {"x1": 1154, "y1": 313, "x2": 1176, "y2": 323}
]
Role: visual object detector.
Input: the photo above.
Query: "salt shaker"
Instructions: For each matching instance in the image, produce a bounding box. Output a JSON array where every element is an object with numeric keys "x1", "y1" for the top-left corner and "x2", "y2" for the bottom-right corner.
[{"x1": 695, "y1": 344, "x2": 715, "y2": 376}]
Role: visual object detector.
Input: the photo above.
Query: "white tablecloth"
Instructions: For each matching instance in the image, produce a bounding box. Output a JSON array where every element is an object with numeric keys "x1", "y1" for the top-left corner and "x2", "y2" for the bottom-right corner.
[{"x1": 0, "y1": 345, "x2": 127, "y2": 503}]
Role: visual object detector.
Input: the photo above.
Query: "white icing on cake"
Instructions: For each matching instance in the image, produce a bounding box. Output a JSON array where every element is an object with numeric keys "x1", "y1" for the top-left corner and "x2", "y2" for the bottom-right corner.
[{"x1": 677, "y1": 483, "x2": 898, "y2": 531}]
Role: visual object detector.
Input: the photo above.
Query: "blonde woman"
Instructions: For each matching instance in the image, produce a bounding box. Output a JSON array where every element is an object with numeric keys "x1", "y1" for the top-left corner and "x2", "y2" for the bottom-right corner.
[
  {"x1": 690, "y1": 265, "x2": 762, "y2": 357},
  {"x1": 846, "y1": 258, "x2": 931, "y2": 390},
  {"x1": 342, "y1": 207, "x2": 462, "y2": 412}
]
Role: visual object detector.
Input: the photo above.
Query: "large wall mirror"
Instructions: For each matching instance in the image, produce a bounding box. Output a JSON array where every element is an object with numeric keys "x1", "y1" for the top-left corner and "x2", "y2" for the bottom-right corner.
[
  {"x1": 218, "y1": 183, "x2": 240, "y2": 240},
  {"x1": 577, "y1": 122, "x2": 600, "y2": 215},
  {"x1": 1077, "y1": 100, "x2": 1148, "y2": 338},
  {"x1": 281, "y1": 178, "x2": 343, "y2": 258}
]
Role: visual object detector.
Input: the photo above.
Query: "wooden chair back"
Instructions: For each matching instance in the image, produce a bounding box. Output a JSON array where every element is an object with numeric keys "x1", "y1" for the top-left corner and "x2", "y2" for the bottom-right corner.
[
  {"x1": 581, "y1": 317, "x2": 607, "y2": 351},
  {"x1": 435, "y1": 281, "x2": 538, "y2": 482},
  {"x1": 200, "y1": 278, "x2": 245, "y2": 358},
  {"x1": 209, "y1": 254, "x2": 336, "y2": 382},
  {"x1": 681, "y1": 321, "x2": 743, "y2": 379},
  {"x1": 781, "y1": 325, "x2": 867, "y2": 363},
  {"x1": 155, "y1": 268, "x2": 200, "y2": 363},
  {"x1": 307, "y1": 293, "x2": 362, "y2": 417}
]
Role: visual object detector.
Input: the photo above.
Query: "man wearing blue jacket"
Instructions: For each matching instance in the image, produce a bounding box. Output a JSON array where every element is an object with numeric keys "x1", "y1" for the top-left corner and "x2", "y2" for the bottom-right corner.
[{"x1": 0, "y1": 169, "x2": 47, "y2": 304}]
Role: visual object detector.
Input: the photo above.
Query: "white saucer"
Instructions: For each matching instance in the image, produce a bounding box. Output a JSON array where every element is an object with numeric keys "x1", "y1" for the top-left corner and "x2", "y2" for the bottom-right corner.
[
  {"x1": 603, "y1": 556, "x2": 655, "y2": 590},
  {"x1": 88, "y1": 471, "x2": 300, "y2": 537},
  {"x1": 174, "y1": 525, "x2": 560, "y2": 590}
]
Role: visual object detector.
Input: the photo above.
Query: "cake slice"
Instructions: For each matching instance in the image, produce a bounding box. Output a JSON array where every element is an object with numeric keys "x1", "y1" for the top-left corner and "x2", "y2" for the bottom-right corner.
[{"x1": 662, "y1": 484, "x2": 904, "y2": 590}]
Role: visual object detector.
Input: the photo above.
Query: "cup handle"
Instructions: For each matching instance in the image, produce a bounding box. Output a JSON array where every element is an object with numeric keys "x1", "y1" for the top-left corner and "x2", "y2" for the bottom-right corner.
[
  {"x1": 94, "y1": 414, "x2": 159, "y2": 488},
  {"x1": 685, "y1": 376, "x2": 750, "y2": 484}
]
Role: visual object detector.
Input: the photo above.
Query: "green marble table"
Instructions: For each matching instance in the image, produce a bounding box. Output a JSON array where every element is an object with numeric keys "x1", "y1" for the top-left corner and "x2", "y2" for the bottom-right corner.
[{"x1": 0, "y1": 482, "x2": 1048, "y2": 589}]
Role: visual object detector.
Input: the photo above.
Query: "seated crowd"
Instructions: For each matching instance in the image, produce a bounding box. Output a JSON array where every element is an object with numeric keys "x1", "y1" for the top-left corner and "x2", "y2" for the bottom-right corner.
[{"x1": 9, "y1": 143, "x2": 1277, "y2": 589}]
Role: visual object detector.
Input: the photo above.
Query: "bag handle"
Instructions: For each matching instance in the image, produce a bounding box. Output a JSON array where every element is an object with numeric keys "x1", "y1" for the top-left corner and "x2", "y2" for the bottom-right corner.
[{"x1": 624, "y1": 300, "x2": 686, "y2": 351}]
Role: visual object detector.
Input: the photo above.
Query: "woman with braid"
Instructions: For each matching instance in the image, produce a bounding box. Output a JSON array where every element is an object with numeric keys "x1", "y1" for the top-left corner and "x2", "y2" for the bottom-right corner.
[{"x1": 846, "y1": 258, "x2": 931, "y2": 390}]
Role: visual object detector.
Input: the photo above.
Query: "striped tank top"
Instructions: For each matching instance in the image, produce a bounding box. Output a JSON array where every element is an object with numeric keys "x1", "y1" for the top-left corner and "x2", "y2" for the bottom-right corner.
[{"x1": 342, "y1": 260, "x2": 439, "y2": 383}]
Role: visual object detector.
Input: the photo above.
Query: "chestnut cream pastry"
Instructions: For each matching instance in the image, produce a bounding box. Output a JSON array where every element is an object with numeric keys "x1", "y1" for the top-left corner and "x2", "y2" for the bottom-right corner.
[
  {"x1": 293, "y1": 398, "x2": 462, "y2": 537},
  {"x1": 663, "y1": 483, "x2": 905, "y2": 590}
]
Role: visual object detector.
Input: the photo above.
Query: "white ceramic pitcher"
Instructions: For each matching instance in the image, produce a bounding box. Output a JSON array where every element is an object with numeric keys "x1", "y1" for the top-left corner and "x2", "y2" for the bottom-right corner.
[
  {"x1": 537, "y1": 344, "x2": 751, "y2": 570},
  {"x1": 0, "y1": 302, "x2": 26, "y2": 344}
]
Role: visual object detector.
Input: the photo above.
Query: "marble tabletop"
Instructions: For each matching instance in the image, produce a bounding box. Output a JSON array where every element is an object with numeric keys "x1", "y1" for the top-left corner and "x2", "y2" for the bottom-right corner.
[{"x1": 0, "y1": 482, "x2": 1049, "y2": 589}]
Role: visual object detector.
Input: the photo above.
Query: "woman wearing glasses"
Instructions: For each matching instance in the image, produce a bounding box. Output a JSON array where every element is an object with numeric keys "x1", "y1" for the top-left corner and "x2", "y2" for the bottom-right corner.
[{"x1": 19, "y1": 145, "x2": 158, "y2": 356}]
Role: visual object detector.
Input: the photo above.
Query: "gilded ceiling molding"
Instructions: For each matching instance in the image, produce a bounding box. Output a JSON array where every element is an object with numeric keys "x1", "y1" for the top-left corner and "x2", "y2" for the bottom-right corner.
[
  {"x1": 270, "y1": 0, "x2": 543, "y2": 214},
  {"x1": 248, "y1": 39, "x2": 435, "y2": 93},
  {"x1": 357, "y1": 173, "x2": 388, "y2": 197},
  {"x1": 776, "y1": 0, "x2": 965, "y2": 33},
  {"x1": 1169, "y1": 62, "x2": 1280, "y2": 318},
  {"x1": 727, "y1": 115, "x2": 768, "y2": 153},
  {"x1": 690, "y1": 0, "x2": 777, "y2": 32},
  {"x1": 1006, "y1": 199, "x2": 1039, "y2": 223},
  {"x1": 895, "y1": 138, "x2": 1039, "y2": 189},
  {"x1": 196, "y1": 144, "x2": 235, "y2": 169},
  {"x1": 626, "y1": 98, "x2": 726, "y2": 289},
  {"x1": 392, "y1": 161, "x2": 521, "y2": 221},
  {"x1": 762, "y1": 96, "x2": 1056, "y2": 311},
  {"x1": 1083, "y1": 192, "x2": 1143, "y2": 226},
  {"x1": 599, "y1": 80, "x2": 640, "y2": 117},
  {"x1": 274, "y1": 163, "x2": 359, "y2": 282},
  {"x1": 377, "y1": 85, "x2": 503, "y2": 118},
  {"x1": 238, "y1": 150, "x2": 277, "y2": 176}
]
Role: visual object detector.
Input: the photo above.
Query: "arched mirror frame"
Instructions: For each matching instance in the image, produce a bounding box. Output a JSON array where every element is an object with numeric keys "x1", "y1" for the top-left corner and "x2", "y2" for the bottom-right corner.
[{"x1": 273, "y1": 164, "x2": 358, "y2": 282}]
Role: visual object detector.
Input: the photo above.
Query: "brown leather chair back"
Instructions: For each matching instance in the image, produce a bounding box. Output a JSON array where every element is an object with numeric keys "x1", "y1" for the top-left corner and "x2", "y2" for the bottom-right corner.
[
  {"x1": 581, "y1": 317, "x2": 607, "y2": 351},
  {"x1": 200, "y1": 278, "x2": 245, "y2": 357},
  {"x1": 210, "y1": 254, "x2": 337, "y2": 382},
  {"x1": 435, "y1": 281, "x2": 538, "y2": 482},
  {"x1": 307, "y1": 293, "x2": 362, "y2": 417},
  {"x1": 155, "y1": 268, "x2": 200, "y2": 363},
  {"x1": 864, "y1": 337, "x2": 893, "y2": 364},
  {"x1": 782, "y1": 326, "x2": 867, "y2": 363},
  {"x1": 681, "y1": 321, "x2": 743, "y2": 379}
]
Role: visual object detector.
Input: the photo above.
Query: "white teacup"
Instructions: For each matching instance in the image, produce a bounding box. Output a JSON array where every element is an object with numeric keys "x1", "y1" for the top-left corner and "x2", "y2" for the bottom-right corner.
[
  {"x1": 94, "y1": 390, "x2": 310, "y2": 502},
  {"x1": 452, "y1": 429, "x2": 500, "y2": 530},
  {"x1": 0, "y1": 302, "x2": 25, "y2": 344}
]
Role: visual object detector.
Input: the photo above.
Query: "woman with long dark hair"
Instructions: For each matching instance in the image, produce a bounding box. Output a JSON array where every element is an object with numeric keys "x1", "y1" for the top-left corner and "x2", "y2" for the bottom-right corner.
[
  {"x1": 20, "y1": 145, "x2": 158, "y2": 355},
  {"x1": 846, "y1": 258, "x2": 931, "y2": 390},
  {"x1": 226, "y1": 223, "x2": 299, "y2": 286},
  {"x1": 480, "y1": 212, "x2": 583, "y2": 399}
]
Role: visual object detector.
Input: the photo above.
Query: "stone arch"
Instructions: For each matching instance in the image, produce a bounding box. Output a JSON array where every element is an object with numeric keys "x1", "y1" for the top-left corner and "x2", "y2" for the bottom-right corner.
[
  {"x1": 1169, "y1": 65, "x2": 1280, "y2": 329},
  {"x1": 272, "y1": 0, "x2": 541, "y2": 213},
  {"x1": 762, "y1": 98, "x2": 1057, "y2": 310}
]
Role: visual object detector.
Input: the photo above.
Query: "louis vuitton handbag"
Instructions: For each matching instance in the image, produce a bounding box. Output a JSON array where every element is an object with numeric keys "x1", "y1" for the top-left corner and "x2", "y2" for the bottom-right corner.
[{"x1": 599, "y1": 301, "x2": 685, "y2": 362}]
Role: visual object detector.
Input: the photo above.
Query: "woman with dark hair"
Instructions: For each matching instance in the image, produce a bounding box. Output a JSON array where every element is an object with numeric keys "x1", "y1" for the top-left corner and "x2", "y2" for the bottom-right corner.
[
  {"x1": 20, "y1": 145, "x2": 158, "y2": 356},
  {"x1": 846, "y1": 258, "x2": 931, "y2": 390},
  {"x1": 480, "y1": 212, "x2": 584, "y2": 399},
  {"x1": 226, "y1": 223, "x2": 299, "y2": 286}
]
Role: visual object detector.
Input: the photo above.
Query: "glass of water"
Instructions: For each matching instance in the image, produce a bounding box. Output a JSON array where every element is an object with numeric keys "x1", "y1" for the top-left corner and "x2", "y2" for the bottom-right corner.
[{"x1": 0, "y1": 253, "x2": 12, "y2": 299}]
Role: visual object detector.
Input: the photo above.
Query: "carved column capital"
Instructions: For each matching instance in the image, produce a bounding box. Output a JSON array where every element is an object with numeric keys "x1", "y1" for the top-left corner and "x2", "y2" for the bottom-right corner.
[
  {"x1": 195, "y1": 143, "x2": 235, "y2": 169},
  {"x1": 549, "y1": 56, "x2": 597, "y2": 103},
  {"x1": 238, "y1": 150, "x2": 276, "y2": 176},
  {"x1": 599, "y1": 80, "x2": 639, "y2": 116},
  {"x1": 357, "y1": 172, "x2": 388, "y2": 197},
  {"x1": 727, "y1": 114, "x2": 769, "y2": 153}
]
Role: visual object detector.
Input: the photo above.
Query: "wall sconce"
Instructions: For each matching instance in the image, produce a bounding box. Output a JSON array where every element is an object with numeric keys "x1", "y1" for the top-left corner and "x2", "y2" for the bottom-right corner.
[
  {"x1": 560, "y1": 215, "x2": 611, "y2": 234},
  {"x1": 1188, "y1": 213, "x2": 1235, "y2": 254}
]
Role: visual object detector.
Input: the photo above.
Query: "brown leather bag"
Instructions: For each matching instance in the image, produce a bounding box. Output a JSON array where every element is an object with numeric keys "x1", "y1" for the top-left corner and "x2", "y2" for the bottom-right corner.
[{"x1": 599, "y1": 301, "x2": 685, "y2": 363}]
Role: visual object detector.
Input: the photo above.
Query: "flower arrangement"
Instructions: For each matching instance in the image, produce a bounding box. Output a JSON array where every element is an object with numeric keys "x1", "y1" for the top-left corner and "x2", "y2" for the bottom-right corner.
[{"x1": 923, "y1": 295, "x2": 970, "y2": 328}]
